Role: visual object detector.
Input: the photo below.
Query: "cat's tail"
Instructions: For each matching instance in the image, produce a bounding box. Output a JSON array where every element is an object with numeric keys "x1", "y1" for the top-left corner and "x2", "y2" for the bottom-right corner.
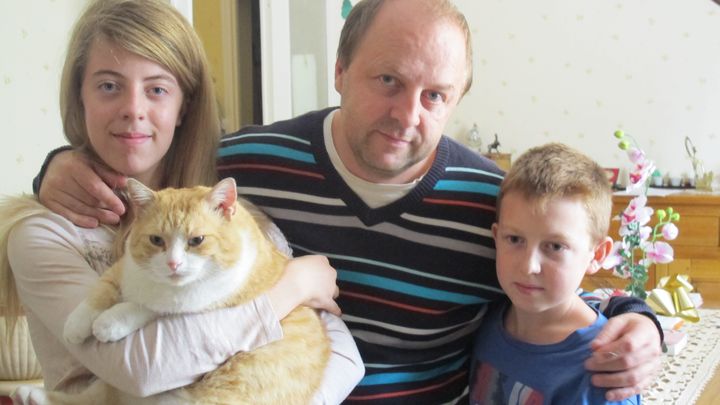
[{"x1": 0, "y1": 194, "x2": 49, "y2": 342}]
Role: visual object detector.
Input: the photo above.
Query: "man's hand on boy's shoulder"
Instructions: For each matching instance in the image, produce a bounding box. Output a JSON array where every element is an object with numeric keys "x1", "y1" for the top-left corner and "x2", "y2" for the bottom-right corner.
[
  {"x1": 38, "y1": 149, "x2": 127, "y2": 228},
  {"x1": 585, "y1": 313, "x2": 661, "y2": 401}
]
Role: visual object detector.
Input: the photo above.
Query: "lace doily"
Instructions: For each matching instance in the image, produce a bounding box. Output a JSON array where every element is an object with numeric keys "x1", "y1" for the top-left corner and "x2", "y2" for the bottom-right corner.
[{"x1": 644, "y1": 308, "x2": 720, "y2": 404}]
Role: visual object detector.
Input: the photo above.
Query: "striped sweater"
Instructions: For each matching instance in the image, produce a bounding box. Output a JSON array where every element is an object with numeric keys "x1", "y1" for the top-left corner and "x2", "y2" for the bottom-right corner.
[
  {"x1": 33, "y1": 114, "x2": 660, "y2": 403},
  {"x1": 218, "y1": 108, "x2": 506, "y2": 404}
]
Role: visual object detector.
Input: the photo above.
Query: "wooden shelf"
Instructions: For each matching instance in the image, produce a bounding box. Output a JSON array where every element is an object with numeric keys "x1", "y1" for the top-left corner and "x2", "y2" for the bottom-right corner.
[{"x1": 483, "y1": 153, "x2": 511, "y2": 172}]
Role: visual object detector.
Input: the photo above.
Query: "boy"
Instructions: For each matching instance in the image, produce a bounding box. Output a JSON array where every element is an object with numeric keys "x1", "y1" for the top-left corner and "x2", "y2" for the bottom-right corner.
[{"x1": 470, "y1": 143, "x2": 641, "y2": 404}]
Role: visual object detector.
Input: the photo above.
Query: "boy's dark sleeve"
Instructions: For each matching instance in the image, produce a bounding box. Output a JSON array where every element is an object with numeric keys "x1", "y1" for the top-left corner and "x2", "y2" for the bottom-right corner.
[
  {"x1": 32, "y1": 145, "x2": 73, "y2": 194},
  {"x1": 596, "y1": 295, "x2": 664, "y2": 343}
]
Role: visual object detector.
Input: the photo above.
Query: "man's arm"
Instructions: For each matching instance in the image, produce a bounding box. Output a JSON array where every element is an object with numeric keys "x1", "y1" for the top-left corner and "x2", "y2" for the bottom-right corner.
[
  {"x1": 586, "y1": 296, "x2": 663, "y2": 401},
  {"x1": 32, "y1": 146, "x2": 71, "y2": 194},
  {"x1": 34, "y1": 147, "x2": 126, "y2": 228}
]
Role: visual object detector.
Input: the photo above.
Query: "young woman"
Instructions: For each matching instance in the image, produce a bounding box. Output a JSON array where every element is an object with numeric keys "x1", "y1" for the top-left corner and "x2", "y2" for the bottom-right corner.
[{"x1": 0, "y1": 0, "x2": 362, "y2": 403}]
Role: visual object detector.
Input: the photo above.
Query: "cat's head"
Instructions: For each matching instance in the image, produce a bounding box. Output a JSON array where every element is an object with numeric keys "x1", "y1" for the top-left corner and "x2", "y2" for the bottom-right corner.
[{"x1": 124, "y1": 178, "x2": 258, "y2": 287}]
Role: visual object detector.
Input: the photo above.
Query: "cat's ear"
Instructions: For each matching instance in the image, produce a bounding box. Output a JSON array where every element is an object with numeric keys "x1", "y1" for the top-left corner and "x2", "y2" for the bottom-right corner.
[
  {"x1": 208, "y1": 178, "x2": 238, "y2": 220},
  {"x1": 126, "y1": 178, "x2": 156, "y2": 209}
]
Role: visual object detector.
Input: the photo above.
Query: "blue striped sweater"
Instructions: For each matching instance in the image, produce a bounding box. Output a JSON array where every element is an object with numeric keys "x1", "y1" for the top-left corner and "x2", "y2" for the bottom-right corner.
[
  {"x1": 218, "y1": 108, "x2": 506, "y2": 404},
  {"x1": 214, "y1": 108, "x2": 656, "y2": 403},
  {"x1": 33, "y1": 112, "x2": 659, "y2": 404}
]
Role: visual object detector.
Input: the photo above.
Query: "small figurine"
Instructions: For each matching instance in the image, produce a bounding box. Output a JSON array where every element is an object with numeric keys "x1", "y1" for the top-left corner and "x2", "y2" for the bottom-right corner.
[
  {"x1": 467, "y1": 123, "x2": 482, "y2": 151},
  {"x1": 341, "y1": 0, "x2": 353, "y2": 19},
  {"x1": 487, "y1": 133, "x2": 501, "y2": 154}
]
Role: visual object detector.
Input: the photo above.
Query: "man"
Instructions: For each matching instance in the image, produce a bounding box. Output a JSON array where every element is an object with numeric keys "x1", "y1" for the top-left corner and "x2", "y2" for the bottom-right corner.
[{"x1": 38, "y1": 0, "x2": 661, "y2": 403}]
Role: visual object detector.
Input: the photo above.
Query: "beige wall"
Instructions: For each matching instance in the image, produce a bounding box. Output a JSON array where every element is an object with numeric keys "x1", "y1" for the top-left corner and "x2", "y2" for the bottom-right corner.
[
  {"x1": 0, "y1": 0, "x2": 88, "y2": 195},
  {"x1": 2, "y1": 0, "x2": 719, "y2": 196},
  {"x1": 450, "y1": 0, "x2": 720, "y2": 187}
]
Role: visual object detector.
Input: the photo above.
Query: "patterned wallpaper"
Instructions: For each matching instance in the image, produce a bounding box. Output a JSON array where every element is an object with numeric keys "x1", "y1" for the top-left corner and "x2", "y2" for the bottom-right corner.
[
  {"x1": 449, "y1": 0, "x2": 720, "y2": 187},
  {"x1": 0, "y1": 0, "x2": 88, "y2": 196},
  {"x1": 2, "y1": 1, "x2": 718, "y2": 195}
]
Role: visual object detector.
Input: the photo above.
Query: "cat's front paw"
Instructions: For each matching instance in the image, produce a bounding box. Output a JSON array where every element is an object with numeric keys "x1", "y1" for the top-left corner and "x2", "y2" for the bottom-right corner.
[
  {"x1": 92, "y1": 310, "x2": 134, "y2": 342},
  {"x1": 91, "y1": 302, "x2": 157, "y2": 343},
  {"x1": 64, "y1": 301, "x2": 99, "y2": 344},
  {"x1": 12, "y1": 385, "x2": 51, "y2": 405}
]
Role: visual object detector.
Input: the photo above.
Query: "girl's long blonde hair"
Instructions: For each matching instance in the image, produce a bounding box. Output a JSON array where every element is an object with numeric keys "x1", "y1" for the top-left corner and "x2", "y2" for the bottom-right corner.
[
  {"x1": 61, "y1": 0, "x2": 221, "y2": 188},
  {"x1": 0, "y1": 196, "x2": 50, "y2": 341},
  {"x1": 1, "y1": 0, "x2": 222, "y2": 341}
]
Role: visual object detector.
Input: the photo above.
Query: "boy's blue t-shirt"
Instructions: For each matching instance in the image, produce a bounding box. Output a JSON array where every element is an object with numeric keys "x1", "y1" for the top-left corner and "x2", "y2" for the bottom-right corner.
[{"x1": 470, "y1": 299, "x2": 642, "y2": 405}]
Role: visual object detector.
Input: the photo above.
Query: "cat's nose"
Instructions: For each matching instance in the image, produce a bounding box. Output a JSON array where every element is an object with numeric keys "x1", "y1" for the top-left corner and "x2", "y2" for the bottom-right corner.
[{"x1": 167, "y1": 261, "x2": 182, "y2": 271}]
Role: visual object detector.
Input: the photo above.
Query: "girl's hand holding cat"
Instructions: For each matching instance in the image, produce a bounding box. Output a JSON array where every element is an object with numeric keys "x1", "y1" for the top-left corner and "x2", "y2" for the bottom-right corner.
[{"x1": 267, "y1": 255, "x2": 342, "y2": 319}]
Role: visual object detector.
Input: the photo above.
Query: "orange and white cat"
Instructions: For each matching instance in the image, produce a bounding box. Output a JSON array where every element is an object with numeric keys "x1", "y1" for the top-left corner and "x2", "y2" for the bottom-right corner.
[{"x1": 15, "y1": 178, "x2": 329, "y2": 405}]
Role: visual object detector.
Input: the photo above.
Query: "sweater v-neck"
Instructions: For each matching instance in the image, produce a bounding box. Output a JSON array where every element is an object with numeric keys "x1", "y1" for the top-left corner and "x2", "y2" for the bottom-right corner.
[{"x1": 309, "y1": 108, "x2": 450, "y2": 226}]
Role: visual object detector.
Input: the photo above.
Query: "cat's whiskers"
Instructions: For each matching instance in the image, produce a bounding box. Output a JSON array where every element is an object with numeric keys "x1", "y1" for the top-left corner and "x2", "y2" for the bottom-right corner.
[{"x1": 123, "y1": 230, "x2": 257, "y2": 314}]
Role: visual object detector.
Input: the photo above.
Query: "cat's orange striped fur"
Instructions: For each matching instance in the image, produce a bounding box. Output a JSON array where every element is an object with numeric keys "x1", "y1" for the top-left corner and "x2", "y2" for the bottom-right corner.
[{"x1": 23, "y1": 178, "x2": 329, "y2": 405}]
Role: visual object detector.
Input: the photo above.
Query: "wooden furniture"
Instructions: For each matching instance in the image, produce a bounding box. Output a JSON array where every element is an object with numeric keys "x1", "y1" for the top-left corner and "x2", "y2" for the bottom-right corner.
[
  {"x1": 483, "y1": 153, "x2": 511, "y2": 172},
  {"x1": 582, "y1": 191, "x2": 720, "y2": 303}
]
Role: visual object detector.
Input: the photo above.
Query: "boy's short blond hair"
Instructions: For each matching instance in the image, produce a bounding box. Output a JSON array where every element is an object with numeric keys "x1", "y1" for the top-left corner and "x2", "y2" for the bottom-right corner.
[{"x1": 497, "y1": 143, "x2": 613, "y2": 243}]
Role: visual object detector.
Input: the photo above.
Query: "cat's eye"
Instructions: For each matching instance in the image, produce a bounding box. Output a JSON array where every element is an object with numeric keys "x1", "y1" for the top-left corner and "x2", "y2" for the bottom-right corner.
[
  {"x1": 149, "y1": 235, "x2": 165, "y2": 247},
  {"x1": 188, "y1": 236, "x2": 205, "y2": 247}
]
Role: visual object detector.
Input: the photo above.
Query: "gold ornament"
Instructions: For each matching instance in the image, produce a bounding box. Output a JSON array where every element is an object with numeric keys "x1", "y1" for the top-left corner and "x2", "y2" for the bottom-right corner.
[{"x1": 646, "y1": 274, "x2": 700, "y2": 322}]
